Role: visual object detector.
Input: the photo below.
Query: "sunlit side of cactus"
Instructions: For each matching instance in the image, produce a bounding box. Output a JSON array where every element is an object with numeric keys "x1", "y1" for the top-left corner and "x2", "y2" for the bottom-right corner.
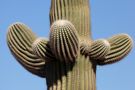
[{"x1": 7, "y1": 0, "x2": 133, "y2": 90}]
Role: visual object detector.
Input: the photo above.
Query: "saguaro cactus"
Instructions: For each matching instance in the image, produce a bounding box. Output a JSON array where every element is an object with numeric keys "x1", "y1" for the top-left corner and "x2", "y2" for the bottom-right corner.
[{"x1": 7, "y1": 0, "x2": 133, "y2": 90}]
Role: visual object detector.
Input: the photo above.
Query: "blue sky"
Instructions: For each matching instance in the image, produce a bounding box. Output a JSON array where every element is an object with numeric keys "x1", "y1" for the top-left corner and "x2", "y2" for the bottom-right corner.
[{"x1": 0, "y1": 0, "x2": 135, "y2": 90}]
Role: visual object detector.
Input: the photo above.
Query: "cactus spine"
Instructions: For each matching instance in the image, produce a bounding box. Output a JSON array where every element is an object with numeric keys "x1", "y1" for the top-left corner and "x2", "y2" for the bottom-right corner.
[{"x1": 7, "y1": 0, "x2": 133, "y2": 90}]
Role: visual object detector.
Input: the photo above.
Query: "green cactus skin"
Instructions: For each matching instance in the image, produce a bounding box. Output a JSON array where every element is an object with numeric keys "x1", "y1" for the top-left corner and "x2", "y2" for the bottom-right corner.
[
  {"x1": 32, "y1": 38, "x2": 54, "y2": 61},
  {"x1": 86, "y1": 39, "x2": 110, "y2": 59},
  {"x1": 7, "y1": 23, "x2": 46, "y2": 77},
  {"x1": 45, "y1": 55, "x2": 96, "y2": 90},
  {"x1": 97, "y1": 34, "x2": 133, "y2": 65},
  {"x1": 50, "y1": 0, "x2": 91, "y2": 39},
  {"x1": 50, "y1": 20, "x2": 79, "y2": 62},
  {"x1": 6, "y1": 0, "x2": 133, "y2": 90}
]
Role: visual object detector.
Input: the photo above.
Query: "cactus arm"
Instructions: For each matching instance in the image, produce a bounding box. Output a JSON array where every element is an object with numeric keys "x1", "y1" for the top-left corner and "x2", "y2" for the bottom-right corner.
[
  {"x1": 49, "y1": 20, "x2": 79, "y2": 62},
  {"x1": 7, "y1": 23, "x2": 46, "y2": 77},
  {"x1": 80, "y1": 39, "x2": 111, "y2": 59},
  {"x1": 50, "y1": 0, "x2": 91, "y2": 39},
  {"x1": 81, "y1": 34, "x2": 133, "y2": 65},
  {"x1": 97, "y1": 34, "x2": 133, "y2": 65},
  {"x1": 32, "y1": 38, "x2": 55, "y2": 61},
  {"x1": 88, "y1": 39, "x2": 110, "y2": 59}
]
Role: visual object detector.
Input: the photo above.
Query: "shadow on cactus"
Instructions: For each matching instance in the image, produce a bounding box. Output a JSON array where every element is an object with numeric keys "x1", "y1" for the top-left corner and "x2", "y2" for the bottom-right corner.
[{"x1": 7, "y1": 0, "x2": 133, "y2": 90}]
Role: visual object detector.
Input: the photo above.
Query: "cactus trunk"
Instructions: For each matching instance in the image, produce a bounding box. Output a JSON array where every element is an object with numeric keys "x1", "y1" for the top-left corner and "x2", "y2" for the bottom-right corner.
[
  {"x1": 46, "y1": 54, "x2": 96, "y2": 90},
  {"x1": 47, "y1": 0, "x2": 95, "y2": 90}
]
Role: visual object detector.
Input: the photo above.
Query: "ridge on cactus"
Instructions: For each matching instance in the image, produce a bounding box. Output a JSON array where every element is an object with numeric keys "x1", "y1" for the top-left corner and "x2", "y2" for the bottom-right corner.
[{"x1": 7, "y1": 0, "x2": 133, "y2": 90}]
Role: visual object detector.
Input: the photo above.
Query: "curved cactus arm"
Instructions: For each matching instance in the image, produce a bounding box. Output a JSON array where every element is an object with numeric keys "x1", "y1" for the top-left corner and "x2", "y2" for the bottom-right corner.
[
  {"x1": 88, "y1": 39, "x2": 110, "y2": 59},
  {"x1": 49, "y1": 20, "x2": 80, "y2": 63},
  {"x1": 7, "y1": 23, "x2": 46, "y2": 77},
  {"x1": 80, "y1": 40, "x2": 91, "y2": 55},
  {"x1": 80, "y1": 39, "x2": 110, "y2": 59},
  {"x1": 32, "y1": 37, "x2": 55, "y2": 61},
  {"x1": 97, "y1": 34, "x2": 133, "y2": 65}
]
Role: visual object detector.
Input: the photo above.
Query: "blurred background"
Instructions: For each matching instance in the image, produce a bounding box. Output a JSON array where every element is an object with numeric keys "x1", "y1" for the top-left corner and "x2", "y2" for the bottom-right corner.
[{"x1": 0, "y1": 0, "x2": 134, "y2": 90}]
